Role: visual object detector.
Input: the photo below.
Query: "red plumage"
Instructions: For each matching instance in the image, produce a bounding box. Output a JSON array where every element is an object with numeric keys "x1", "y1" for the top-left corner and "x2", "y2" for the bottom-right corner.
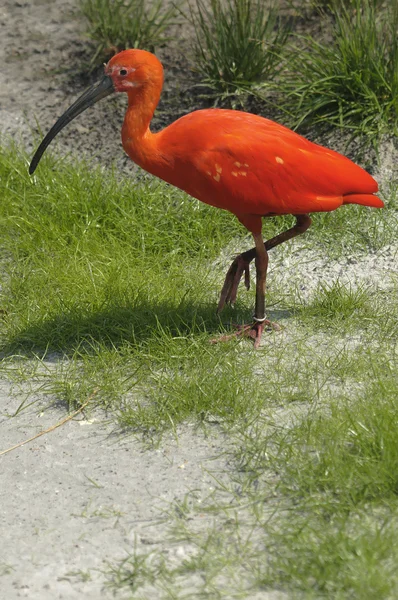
[{"x1": 30, "y1": 49, "x2": 384, "y2": 347}]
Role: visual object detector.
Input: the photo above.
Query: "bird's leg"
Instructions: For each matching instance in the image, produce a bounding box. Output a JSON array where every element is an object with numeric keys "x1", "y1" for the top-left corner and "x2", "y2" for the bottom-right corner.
[
  {"x1": 217, "y1": 248, "x2": 254, "y2": 308},
  {"x1": 253, "y1": 232, "x2": 268, "y2": 320},
  {"x1": 213, "y1": 214, "x2": 311, "y2": 346},
  {"x1": 245, "y1": 232, "x2": 273, "y2": 348},
  {"x1": 213, "y1": 233, "x2": 276, "y2": 347},
  {"x1": 217, "y1": 214, "x2": 311, "y2": 312}
]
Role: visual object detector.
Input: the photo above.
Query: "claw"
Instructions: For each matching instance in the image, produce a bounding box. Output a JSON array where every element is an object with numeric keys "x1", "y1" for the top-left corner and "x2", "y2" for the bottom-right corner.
[{"x1": 210, "y1": 319, "x2": 281, "y2": 348}]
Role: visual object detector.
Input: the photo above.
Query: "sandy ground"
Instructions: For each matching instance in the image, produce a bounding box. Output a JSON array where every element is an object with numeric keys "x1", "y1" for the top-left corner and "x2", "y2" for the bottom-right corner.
[
  {"x1": 1, "y1": 382, "x2": 234, "y2": 599},
  {"x1": 1, "y1": 0, "x2": 397, "y2": 598}
]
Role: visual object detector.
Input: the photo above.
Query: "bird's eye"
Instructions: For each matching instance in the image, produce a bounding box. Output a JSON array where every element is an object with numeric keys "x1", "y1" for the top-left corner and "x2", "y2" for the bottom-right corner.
[{"x1": 119, "y1": 68, "x2": 128, "y2": 76}]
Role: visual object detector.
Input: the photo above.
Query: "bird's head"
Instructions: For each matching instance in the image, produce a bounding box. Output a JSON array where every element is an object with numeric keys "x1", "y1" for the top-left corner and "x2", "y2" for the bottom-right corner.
[
  {"x1": 29, "y1": 49, "x2": 163, "y2": 175},
  {"x1": 105, "y1": 49, "x2": 164, "y2": 94}
]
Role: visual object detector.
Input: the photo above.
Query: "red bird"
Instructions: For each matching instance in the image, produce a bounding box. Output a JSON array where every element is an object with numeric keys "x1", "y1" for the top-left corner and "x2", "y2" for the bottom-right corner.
[{"x1": 30, "y1": 49, "x2": 384, "y2": 347}]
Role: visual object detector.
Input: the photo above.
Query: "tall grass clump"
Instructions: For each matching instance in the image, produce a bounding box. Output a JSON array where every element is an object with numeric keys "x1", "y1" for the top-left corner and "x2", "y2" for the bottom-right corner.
[
  {"x1": 311, "y1": 0, "x2": 386, "y2": 12},
  {"x1": 283, "y1": 0, "x2": 398, "y2": 142},
  {"x1": 80, "y1": 0, "x2": 177, "y2": 63},
  {"x1": 188, "y1": 0, "x2": 291, "y2": 97}
]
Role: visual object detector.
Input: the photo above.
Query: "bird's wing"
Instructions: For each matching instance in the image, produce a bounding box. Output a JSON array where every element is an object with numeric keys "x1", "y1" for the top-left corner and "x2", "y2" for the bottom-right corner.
[
  {"x1": 159, "y1": 110, "x2": 380, "y2": 216},
  {"x1": 194, "y1": 126, "x2": 378, "y2": 215}
]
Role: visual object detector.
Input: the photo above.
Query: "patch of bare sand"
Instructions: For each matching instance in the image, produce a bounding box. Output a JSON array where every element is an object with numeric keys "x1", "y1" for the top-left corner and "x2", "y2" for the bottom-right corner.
[{"x1": 0, "y1": 383, "x2": 231, "y2": 599}]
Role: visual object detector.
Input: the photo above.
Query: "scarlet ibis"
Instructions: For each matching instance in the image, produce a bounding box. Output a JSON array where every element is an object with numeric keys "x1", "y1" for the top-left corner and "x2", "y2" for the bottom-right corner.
[{"x1": 29, "y1": 49, "x2": 384, "y2": 347}]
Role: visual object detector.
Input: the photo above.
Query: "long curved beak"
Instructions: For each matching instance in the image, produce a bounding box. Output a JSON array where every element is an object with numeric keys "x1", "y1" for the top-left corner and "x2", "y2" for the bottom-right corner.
[{"x1": 29, "y1": 75, "x2": 115, "y2": 175}]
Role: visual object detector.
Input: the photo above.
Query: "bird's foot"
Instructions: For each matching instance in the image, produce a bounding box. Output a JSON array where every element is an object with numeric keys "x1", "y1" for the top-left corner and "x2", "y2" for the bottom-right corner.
[
  {"x1": 217, "y1": 255, "x2": 251, "y2": 312},
  {"x1": 211, "y1": 318, "x2": 281, "y2": 349}
]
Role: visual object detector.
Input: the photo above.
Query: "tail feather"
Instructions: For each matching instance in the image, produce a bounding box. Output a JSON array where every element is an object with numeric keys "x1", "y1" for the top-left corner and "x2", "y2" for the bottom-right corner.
[{"x1": 343, "y1": 194, "x2": 384, "y2": 208}]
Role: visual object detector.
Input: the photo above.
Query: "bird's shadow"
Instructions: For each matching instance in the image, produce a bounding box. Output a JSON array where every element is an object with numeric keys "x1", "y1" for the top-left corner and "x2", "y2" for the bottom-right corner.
[
  {"x1": 0, "y1": 299, "x2": 292, "y2": 360},
  {"x1": 0, "y1": 298, "x2": 293, "y2": 360}
]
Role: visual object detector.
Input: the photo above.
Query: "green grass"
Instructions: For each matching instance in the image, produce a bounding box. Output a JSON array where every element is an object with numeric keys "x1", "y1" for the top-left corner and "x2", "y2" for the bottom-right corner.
[
  {"x1": 311, "y1": 0, "x2": 386, "y2": 11},
  {"x1": 0, "y1": 143, "x2": 263, "y2": 430},
  {"x1": 246, "y1": 347, "x2": 398, "y2": 597},
  {"x1": 0, "y1": 142, "x2": 397, "y2": 423},
  {"x1": 77, "y1": 0, "x2": 398, "y2": 144},
  {"x1": 108, "y1": 513, "x2": 398, "y2": 599},
  {"x1": 79, "y1": 0, "x2": 178, "y2": 64},
  {"x1": 1, "y1": 142, "x2": 398, "y2": 597},
  {"x1": 282, "y1": 0, "x2": 398, "y2": 142},
  {"x1": 186, "y1": 0, "x2": 291, "y2": 98},
  {"x1": 105, "y1": 339, "x2": 398, "y2": 598},
  {"x1": 238, "y1": 345, "x2": 398, "y2": 506}
]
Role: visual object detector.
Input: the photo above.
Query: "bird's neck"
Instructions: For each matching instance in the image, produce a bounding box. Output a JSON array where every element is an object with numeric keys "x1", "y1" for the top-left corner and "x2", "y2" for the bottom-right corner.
[{"x1": 121, "y1": 84, "x2": 161, "y2": 170}]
